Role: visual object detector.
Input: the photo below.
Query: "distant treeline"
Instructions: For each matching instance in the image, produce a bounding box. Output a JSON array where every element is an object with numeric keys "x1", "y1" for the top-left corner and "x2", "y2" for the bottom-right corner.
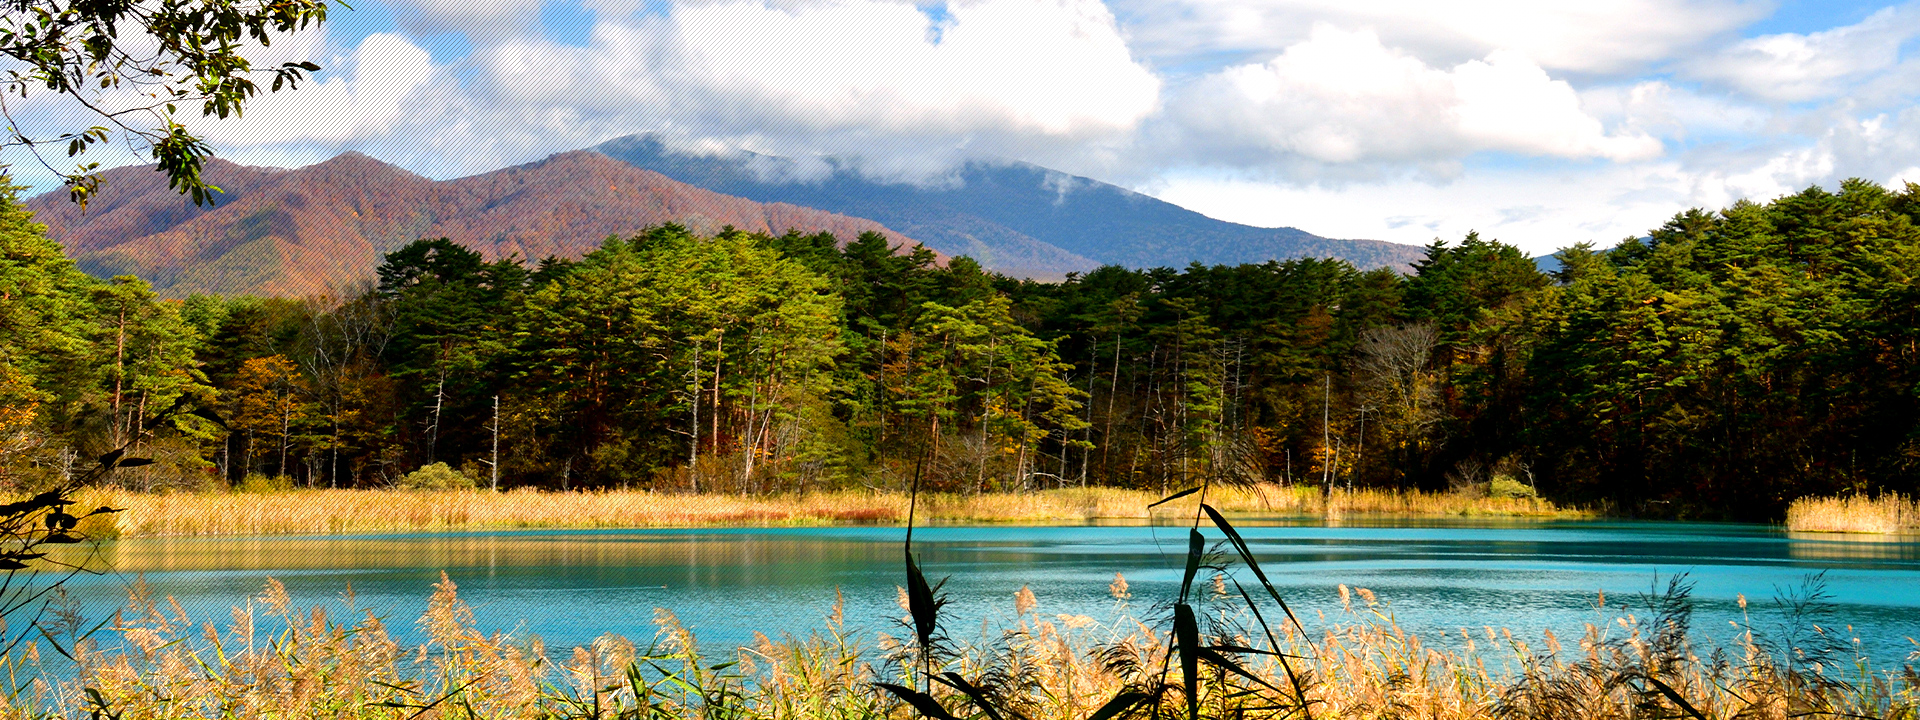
[{"x1": 3, "y1": 179, "x2": 1918, "y2": 520}]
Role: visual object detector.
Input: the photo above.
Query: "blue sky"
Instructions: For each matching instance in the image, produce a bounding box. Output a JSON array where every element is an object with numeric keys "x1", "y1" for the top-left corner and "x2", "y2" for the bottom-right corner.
[{"x1": 13, "y1": 0, "x2": 1920, "y2": 255}]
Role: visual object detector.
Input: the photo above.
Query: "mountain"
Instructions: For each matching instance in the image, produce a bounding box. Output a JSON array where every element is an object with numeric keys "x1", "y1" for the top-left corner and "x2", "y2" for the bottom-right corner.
[
  {"x1": 27, "y1": 151, "x2": 923, "y2": 298},
  {"x1": 594, "y1": 134, "x2": 1427, "y2": 278}
]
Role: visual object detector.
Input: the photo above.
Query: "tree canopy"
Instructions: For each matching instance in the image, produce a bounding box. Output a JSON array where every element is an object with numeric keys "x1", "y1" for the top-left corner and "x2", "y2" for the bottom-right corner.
[{"x1": 4, "y1": 181, "x2": 1918, "y2": 520}]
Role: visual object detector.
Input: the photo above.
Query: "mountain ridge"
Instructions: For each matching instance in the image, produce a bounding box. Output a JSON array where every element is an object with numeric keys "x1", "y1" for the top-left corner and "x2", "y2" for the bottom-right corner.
[
  {"x1": 28, "y1": 151, "x2": 925, "y2": 297},
  {"x1": 593, "y1": 134, "x2": 1427, "y2": 277}
]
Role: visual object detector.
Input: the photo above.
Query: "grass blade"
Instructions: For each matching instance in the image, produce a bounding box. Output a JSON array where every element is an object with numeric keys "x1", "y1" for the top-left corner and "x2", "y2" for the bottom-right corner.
[
  {"x1": 1174, "y1": 602, "x2": 1200, "y2": 720},
  {"x1": 876, "y1": 682, "x2": 962, "y2": 720},
  {"x1": 1195, "y1": 646, "x2": 1285, "y2": 695},
  {"x1": 1204, "y1": 504, "x2": 1316, "y2": 720},
  {"x1": 906, "y1": 549, "x2": 941, "y2": 652},
  {"x1": 1644, "y1": 676, "x2": 1708, "y2": 720},
  {"x1": 937, "y1": 672, "x2": 1018, "y2": 720},
  {"x1": 1149, "y1": 487, "x2": 1202, "y2": 509},
  {"x1": 1086, "y1": 691, "x2": 1150, "y2": 720},
  {"x1": 1180, "y1": 529, "x2": 1203, "y2": 602},
  {"x1": 1201, "y1": 504, "x2": 1310, "y2": 637}
]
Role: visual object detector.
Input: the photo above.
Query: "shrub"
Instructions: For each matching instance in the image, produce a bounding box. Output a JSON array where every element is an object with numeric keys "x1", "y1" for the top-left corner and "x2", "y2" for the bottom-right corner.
[
  {"x1": 397, "y1": 462, "x2": 477, "y2": 491},
  {"x1": 237, "y1": 473, "x2": 294, "y2": 493},
  {"x1": 1489, "y1": 477, "x2": 1538, "y2": 499}
]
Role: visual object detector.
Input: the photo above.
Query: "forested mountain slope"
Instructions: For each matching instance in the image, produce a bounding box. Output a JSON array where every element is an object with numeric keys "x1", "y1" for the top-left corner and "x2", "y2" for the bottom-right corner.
[{"x1": 28, "y1": 151, "x2": 924, "y2": 297}]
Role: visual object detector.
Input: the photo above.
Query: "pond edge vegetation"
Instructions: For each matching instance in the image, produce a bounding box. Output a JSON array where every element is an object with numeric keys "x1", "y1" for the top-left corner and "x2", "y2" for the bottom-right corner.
[
  {"x1": 1, "y1": 463, "x2": 1914, "y2": 718},
  {"x1": 66, "y1": 483, "x2": 1587, "y2": 538}
]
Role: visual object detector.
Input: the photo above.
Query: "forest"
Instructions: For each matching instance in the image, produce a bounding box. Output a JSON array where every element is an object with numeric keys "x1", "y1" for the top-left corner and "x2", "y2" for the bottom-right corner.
[{"x1": 3, "y1": 178, "x2": 1917, "y2": 521}]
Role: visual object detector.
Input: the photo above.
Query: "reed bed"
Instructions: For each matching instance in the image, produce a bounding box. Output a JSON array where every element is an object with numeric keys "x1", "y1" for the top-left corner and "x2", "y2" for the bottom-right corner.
[
  {"x1": 1786, "y1": 493, "x2": 1920, "y2": 534},
  {"x1": 4, "y1": 573, "x2": 1909, "y2": 719},
  {"x1": 64, "y1": 484, "x2": 1590, "y2": 538}
]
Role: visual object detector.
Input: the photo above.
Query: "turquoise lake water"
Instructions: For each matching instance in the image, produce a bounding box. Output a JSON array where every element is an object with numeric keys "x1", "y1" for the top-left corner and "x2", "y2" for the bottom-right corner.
[{"x1": 52, "y1": 519, "x2": 1920, "y2": 667}]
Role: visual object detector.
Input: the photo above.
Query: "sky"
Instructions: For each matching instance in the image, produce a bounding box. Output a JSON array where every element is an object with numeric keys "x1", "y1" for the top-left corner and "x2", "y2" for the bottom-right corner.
[{"x1": 10, "y1": 0, "x2": 1920, "y2": 256}]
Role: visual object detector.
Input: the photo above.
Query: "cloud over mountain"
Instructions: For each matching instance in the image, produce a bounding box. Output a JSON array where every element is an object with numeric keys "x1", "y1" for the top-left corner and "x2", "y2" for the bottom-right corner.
[{"x1": 16, "y1": 0, "x2": 1920, "y2": 256}]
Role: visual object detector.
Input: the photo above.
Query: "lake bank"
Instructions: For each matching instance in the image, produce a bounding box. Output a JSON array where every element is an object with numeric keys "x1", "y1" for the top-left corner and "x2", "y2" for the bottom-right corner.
[{"x1": 68, "y1": 484, "x2": 1589, "y2": 538}]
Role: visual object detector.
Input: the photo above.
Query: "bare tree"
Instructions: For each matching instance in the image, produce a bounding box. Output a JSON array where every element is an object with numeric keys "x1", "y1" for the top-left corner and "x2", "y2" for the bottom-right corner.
[{"x1": 1355, "y1": 322, "x2": 1441, "y2": 485}]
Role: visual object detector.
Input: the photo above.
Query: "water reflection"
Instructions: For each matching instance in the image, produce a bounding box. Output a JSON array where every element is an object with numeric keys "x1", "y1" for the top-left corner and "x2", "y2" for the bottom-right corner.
[
  {"x1": 51, "y1": 522, "x2": 1920, "y2": 668},
  {"x1": 1786, "y1": 532, "x2": 1920, "y2": 563}
]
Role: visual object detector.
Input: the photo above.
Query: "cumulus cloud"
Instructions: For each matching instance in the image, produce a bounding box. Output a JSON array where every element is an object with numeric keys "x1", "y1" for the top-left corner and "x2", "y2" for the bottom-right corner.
[
  {"x1": 1686, "y1": 3, "x2": 1920, "y2": 102},
  {"x1": 26, "y1": 0, "x2": 1920, "y2": 263},
  {"x1": 450, "y1": 0, "x2": 1159, "y2": 178},
  {"x1": 1681, "y1": 106, "x2": 1920, "y2": 207},
  {"x1": 1157, "y1": 26, "x2": 1660, "y2": 177}
]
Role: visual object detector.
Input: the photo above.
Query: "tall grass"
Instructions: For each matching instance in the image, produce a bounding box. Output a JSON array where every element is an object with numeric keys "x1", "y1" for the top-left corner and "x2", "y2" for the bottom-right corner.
[
  {"x1": 1786, "y1": 494, "x2": 1920, "y2": 534},
  {"x1": 5, "y1": 572, "x2": 1911, "y2": 719},
  {"x1": 0, "y1": 479, "x2": 1905, "y2": 719},
  {"x1": 63, "y1": 484, "x2": 1590, "y2": 538}
]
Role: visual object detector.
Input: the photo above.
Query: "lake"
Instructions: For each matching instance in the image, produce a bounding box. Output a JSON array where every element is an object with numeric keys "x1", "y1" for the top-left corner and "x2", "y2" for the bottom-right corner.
[{"x1": 49, "y1": 519, "x2": 1920, "y2": 668}]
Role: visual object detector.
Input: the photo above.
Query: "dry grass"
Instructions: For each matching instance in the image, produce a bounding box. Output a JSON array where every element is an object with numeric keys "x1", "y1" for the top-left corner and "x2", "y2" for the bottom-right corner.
[
  {"x1": 1786, "y1": 494, "x2": 1920, "y2": 534},
  {"x1": 62, "y1": 484, "x2": 1592, "y2": 538},
  {"x1": 4, "y1": 574, "x2": 1908, "y2": 720}
]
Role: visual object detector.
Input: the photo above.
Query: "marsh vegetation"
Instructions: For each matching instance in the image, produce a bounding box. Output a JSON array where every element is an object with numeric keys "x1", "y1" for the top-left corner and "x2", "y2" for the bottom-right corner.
[{"x1": 66, "y1": 483, "x2": 1583, "y2": 538}]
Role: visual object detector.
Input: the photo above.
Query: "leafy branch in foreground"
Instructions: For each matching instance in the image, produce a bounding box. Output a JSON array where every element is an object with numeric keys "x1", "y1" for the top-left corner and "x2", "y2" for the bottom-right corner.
[
  {"x1": 0, "y1": 399, "x2": 192, "y2": 688},
  {"x1": 1, "y1": 0, "x2": 331, "y2": 205}
]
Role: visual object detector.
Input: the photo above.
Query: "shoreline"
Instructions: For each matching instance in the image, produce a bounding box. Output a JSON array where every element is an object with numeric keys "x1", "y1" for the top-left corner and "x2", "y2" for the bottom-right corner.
[{"x1": 67, "y1": 484, "x2": 1592, "y2": 538}]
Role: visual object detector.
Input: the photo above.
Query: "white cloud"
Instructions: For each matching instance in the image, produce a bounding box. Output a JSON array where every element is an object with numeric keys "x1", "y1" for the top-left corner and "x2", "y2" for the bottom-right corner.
[
  {"x1": 24, "y1": 0, "x2": 1920, "y2": 267},
  {"x1": 1148, "y1": 96, "x2": 1920, "y2": 258},
  {"x1": 1148, "y1": 162, "x2": 1694, "y2": 256},
  {"x1": 1157, "y1": 26, "x2": 1660, "y2": 176},
  {"x1": 451, "y1": 0, "x2": 1160, "y2": 177},
  {"x1": 1112, "y1": 0, "x2": 1767, "y2": 76},
  {"x1": 1579, "y1": 81, "x2": 1771, "y2": 142},
  {"x1": 199, "y1": 33, "x2": 440, "y2": 148},
  {"x1": 1686, "y1": 3, "x2": 1920, "y2": 102}
]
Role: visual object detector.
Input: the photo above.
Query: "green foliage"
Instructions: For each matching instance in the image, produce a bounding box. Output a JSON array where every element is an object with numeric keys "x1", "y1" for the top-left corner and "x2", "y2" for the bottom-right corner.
[
  {"x1": 396, "y1": 462, "x2": 476, "y2": 491},
  {"x1": 237, "y1": 473, "x2": 294, "y2": 493},
  {"x1": 5, "y1": 177, "x2": 1920, "y2": 519},
  {"x1": 2, "y1": 0, "x2": 331, "y2": 205},
  {"x1": 1489, "y1": 477, "x2": 1538, "y2": 499}
]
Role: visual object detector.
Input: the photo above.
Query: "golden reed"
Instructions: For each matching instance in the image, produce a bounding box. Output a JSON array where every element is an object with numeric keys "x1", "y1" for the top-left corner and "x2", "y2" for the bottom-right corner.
[
  {"x1": 1786, "y1": 493, "x2": 1920, "y2": 534},
  {"x1": 64, "y1": 484, "x2": 1590, "y2": 538},
  {"x1": 8, "y1": 575, "x2": 1908, "y2": 719}
]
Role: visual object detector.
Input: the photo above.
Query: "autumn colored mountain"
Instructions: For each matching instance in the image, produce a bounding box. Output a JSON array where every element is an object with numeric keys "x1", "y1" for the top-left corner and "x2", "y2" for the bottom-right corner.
[{"x1": 27, "y1": 151, "x2": 923, "y2": 297}]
